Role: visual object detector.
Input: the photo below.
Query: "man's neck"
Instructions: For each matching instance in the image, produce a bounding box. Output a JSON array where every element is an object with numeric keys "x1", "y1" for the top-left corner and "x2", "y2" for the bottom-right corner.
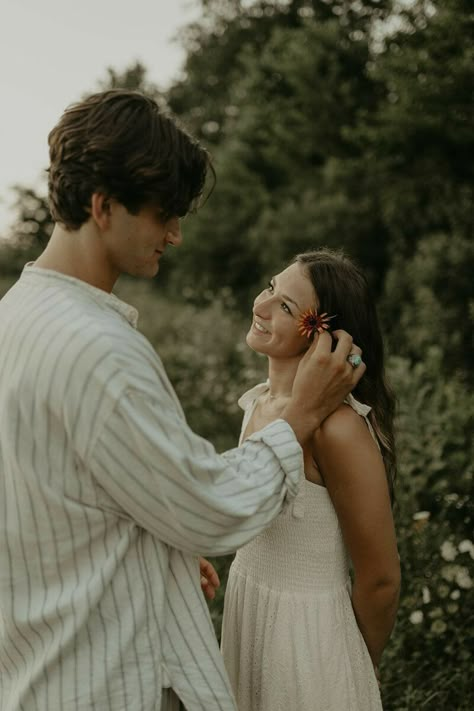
[{"x1": 35, "y1": 223, "x2": 118, "y2": 293}]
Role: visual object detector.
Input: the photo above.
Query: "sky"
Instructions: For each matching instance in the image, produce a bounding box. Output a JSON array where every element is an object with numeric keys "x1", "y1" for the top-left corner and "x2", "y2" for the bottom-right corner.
[{"x1": 0, "y1": 0, "x2": 202, "y2": 238}]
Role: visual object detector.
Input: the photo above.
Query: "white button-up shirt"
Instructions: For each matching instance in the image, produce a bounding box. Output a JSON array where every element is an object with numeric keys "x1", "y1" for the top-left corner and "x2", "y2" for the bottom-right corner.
[{"x1": 0, "y1": 265, "x2": 303, "y2": 711}]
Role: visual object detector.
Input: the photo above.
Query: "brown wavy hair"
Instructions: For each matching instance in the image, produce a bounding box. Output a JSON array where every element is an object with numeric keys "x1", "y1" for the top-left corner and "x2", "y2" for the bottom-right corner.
[
  {"x1": 47, "y1": 89, "x2": 213, "y2": 230},
  {"x1": 295, "y1": 248, "x2": 397, "y2": 503}
]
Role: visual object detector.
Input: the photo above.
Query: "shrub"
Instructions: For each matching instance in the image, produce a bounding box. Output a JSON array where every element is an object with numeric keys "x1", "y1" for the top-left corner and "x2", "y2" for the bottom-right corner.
[{"x1": 379, "y1": 351, "x2": 473, "y2": 709}]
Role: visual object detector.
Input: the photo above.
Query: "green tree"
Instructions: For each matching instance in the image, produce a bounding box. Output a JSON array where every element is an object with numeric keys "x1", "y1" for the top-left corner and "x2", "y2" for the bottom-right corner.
[
  {"x1": 356, "y1": 0, "x2": 473, "y2": 256},
  {"x1": 170, "y1": 1, "x2": 394, "y2": 303}
]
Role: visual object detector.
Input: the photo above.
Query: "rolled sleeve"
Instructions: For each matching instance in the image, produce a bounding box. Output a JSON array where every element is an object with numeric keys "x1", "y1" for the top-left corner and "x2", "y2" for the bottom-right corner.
[{"x1": 245, "y1": 419, "x2": 302, "y2": 501}]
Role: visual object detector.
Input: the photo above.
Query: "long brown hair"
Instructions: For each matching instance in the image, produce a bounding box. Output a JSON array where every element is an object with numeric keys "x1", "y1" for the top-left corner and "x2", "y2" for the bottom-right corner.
[{"x1": 295, "y1": 248, "x2": 397, "y2": 502}]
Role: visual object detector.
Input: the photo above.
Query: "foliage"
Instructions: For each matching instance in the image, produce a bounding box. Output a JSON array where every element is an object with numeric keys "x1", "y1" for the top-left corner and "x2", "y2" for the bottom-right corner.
[
  {"x1": 169, "y1": 0, "x2": 393, "y2": 147},
  {"x1": 96, "y1": 61, "x2": 167, "y2": 101},
  {"x1": 0, "y1": 187, "x2": 52, "y2": 273},
  {"x1": 378, "y1": 351, "x2": 473, "y2": 709},
  {"x1": 381, "y1": 230, "x2": 474, "y2": 378},
  {"x1": 354, "y1": 0, "x2": 474, "y2": 260}
]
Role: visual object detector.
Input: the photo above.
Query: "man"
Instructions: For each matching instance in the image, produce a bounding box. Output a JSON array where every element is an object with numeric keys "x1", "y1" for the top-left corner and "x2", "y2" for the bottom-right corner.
[{"x1": 0, "y1": 90, "x2": 364, "y2": 711}]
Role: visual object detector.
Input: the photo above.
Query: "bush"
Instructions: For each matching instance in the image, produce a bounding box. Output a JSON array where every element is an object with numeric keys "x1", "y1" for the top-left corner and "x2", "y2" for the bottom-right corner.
[{"x1": 379, "y1": 351, "x2": 473, "y2": 709}]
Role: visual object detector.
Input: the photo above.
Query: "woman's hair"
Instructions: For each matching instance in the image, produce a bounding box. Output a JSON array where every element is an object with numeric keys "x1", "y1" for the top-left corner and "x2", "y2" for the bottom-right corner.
[
  {"x1": 47, "y1": 89, "x2": 214, "y2": 230},
  {"x1": 294, "y1": 248, "x2": 397, "y2": 502}
]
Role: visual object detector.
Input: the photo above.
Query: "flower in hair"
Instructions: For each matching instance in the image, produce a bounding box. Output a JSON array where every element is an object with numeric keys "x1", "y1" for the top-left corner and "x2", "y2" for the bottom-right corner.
[{"x1": 298, "y1": 309, "x2": 337, "y2": 339}]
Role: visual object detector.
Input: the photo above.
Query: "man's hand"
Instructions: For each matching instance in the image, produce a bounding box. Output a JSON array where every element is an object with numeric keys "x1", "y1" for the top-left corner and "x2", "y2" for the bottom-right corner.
[
  {"x1": 282, "y1": 330, "x2": 365, "y2": 445},
  {"x1": 199, "y1": 557, "x2": 220, "y2": 601}
]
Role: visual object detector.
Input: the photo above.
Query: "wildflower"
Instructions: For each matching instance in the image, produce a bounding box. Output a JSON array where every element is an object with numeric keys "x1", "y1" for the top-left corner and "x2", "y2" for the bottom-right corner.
[
  {"x1": 440, "y1": 540, "x2": 457, "y2": 561},
  {"x1": 412, "y1": 511, "x2": 430, "y2": 531},
  {"x1": 442, "y1": 564, "x2": 473, "y2": 589},
  {"x1": 455, "y1": 567, "x2": 472, "y2": 590},
  {"x1": 412, "y1": 511, "x2": 431, "y2": 522},
  {"x1": 437, "y1": 584, "x2": 450, "y2": 599},
  {"x1": 442, "y1": 565, "x2": 456, "y2": 582},
  {"x1": 297, "y1": 309, "x2": 336, "y2": 339},
  {"x1": 450, "y1": 589, "x2": 461, "y2": 600},
  {"x1": 422, "y1": 586, "x2": 431, "y2": 604},
  {"x1": 458, "y1": 539, "x2": 474, "y2": 559},
  {"x1": 410, "y1": 610, "x2": 424, "y2": 624},
  {"x1": 430, "y1": 619, "x2": 447, "y2": 635}
]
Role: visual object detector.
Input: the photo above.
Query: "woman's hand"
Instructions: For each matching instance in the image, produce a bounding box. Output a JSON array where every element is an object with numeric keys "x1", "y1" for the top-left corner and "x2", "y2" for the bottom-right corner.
[{"x1": 199, "y1": 557, "x2": 220, "y2": 601}]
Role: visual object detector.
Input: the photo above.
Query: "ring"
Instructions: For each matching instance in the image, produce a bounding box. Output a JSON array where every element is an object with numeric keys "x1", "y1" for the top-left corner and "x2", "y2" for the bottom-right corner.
[{"x1": 347, "y1": 353, "x2": 362, "y2": 368}]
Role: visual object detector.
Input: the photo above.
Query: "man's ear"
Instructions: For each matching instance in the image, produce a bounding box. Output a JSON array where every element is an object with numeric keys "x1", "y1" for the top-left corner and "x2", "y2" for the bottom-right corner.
[{"x1": 90, "y1": 193, "x2": 111, "y2": 230}]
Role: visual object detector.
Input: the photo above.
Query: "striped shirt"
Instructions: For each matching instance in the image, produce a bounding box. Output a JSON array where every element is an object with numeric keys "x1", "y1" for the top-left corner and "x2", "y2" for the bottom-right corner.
[{"x1": 0, "y1": 265, "x2": 304, "y2": 711}]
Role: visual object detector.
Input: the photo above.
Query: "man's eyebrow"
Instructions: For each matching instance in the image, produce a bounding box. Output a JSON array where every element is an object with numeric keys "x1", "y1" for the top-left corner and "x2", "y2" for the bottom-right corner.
[{"x1": 272, "y1": 276, "x2": 301, "y2": 310}]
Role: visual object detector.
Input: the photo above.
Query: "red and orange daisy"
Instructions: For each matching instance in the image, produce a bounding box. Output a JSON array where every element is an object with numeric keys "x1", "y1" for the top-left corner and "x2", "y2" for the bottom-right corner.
[{"x1": 298, "y1": 309, "x2": 336, "y2": 339}]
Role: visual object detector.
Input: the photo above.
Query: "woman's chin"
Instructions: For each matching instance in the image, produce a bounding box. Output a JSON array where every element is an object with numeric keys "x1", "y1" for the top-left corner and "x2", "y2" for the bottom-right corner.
[{"x1": 246, "y1": 331, "x2": 266, "y2": 354}]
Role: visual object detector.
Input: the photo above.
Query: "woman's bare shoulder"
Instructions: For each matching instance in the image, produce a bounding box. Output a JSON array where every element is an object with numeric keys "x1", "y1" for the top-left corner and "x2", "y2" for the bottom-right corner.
[{"x1": 313, "y1": 402, "x2": 371, "y2": 449}]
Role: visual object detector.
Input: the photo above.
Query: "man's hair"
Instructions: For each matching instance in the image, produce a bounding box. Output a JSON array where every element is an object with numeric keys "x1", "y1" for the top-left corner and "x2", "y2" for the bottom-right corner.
[{"x1": 47, "y1": 89, "x2": 213, "y2": 230}]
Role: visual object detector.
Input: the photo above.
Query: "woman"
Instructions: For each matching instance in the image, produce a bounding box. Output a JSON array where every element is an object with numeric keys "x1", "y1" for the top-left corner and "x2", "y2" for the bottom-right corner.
[{"x1": 219, "y1": 248, "x2": 400, "y2": 710}]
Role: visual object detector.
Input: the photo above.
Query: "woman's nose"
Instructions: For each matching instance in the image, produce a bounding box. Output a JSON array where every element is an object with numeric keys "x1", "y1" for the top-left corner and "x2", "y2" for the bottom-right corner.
[{"x1": 253, "y1": 291, "x2": 272, "y2": 315}]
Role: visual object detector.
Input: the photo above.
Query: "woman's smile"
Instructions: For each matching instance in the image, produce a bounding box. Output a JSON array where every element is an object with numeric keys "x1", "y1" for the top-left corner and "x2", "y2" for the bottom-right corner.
[{"x1": 252, "y1": 320, "x2": 270, "y2": 335}]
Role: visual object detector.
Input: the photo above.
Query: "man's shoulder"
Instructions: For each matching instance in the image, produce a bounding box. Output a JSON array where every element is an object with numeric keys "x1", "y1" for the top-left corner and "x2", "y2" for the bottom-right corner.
[{"x1": 2, "y1": 277, "x2": 159, "y2": 384}]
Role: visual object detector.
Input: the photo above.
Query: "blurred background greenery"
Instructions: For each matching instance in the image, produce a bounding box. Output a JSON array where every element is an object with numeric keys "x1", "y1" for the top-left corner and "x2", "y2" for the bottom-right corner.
[{"x1": 0, "y1": 1, "x2": 472, "y2": 708}]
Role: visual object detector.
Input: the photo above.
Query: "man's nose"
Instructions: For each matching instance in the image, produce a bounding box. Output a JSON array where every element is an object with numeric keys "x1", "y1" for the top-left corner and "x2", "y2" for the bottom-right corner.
[{"x1": 166, "y1": 219, "x2": 182, "y2": 247}]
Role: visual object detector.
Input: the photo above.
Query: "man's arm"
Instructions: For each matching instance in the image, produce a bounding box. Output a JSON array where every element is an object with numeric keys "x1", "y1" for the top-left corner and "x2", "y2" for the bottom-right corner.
[
  {"x1": 90, "y1": 331, "x2": 364, "y2": 557},
  {"x1": 90, "y1": 388, "x2": 302, "y2": 556}
]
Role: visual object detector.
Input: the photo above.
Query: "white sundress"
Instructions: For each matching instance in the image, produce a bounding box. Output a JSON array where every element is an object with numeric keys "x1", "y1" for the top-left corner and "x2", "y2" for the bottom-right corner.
[{"x1": 221, "y1": 382, "x2": 383, "y2": 711}]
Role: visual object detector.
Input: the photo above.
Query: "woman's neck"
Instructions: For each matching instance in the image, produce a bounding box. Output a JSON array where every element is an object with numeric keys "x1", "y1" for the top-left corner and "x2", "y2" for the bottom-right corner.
[{"x1": 267, "y1": 356, "x2": 301, "y2": 400}]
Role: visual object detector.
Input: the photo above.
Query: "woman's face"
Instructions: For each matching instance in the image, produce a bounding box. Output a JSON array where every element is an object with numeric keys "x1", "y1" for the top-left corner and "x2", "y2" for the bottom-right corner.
[{"x1": 247, "y1": 262, "x2": 317, "y2": 359}]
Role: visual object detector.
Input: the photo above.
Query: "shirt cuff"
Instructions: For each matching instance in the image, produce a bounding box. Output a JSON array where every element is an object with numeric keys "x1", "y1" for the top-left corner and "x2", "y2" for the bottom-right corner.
[{"x1": 247, "y1": 419, "x2": 304, "y2": 501}]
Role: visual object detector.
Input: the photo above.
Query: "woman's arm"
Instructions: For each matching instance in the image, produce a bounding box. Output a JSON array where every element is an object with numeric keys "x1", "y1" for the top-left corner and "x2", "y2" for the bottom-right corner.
[{"x1": 313, "y1": 405, "x2": 401, "y2": 668}]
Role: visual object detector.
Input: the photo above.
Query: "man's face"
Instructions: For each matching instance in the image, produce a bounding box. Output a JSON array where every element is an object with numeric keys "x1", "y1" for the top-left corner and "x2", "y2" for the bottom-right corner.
[{"x1": 102, "y1": 200, "x2": 182, "y2": 280}]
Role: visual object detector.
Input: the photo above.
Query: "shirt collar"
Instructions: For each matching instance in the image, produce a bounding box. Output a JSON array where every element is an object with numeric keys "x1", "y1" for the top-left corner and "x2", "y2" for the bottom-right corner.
[{"x1": 22, "y1": 263, "x2": 139, "y2": 328}]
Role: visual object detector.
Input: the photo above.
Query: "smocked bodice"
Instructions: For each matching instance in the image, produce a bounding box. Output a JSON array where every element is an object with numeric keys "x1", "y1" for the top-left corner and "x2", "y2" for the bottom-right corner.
[
  {"x1": 234, "y1": 481, "x2": 350, "y2": 594},
  {"x1": 233, "y1": 381, "x2": 376, "y2": 595}
]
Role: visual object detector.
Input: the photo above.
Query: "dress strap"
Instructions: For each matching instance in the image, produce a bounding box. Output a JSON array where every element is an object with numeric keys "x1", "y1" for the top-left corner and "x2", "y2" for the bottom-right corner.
[
  {"x1": 344, "y1": 392, "x2": 371, "y2": 417},
  {"x1": 237, "y1": 380, "x2": 269, "y2": 411},
  {"x1": 237, "y1": 381, "x2": 270, "y2": 446},
  {"x1": 344, "y1": 393, "x2": 380, "y2": 450}
]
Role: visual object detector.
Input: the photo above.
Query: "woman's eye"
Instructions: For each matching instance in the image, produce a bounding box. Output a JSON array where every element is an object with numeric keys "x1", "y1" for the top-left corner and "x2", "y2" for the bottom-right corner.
[
  {"x1": 281, "y1": 303, "x2": 291, "y2": 314},
  {"x1": 267, "y1": 281, "x2": 274, "y2": 292}
]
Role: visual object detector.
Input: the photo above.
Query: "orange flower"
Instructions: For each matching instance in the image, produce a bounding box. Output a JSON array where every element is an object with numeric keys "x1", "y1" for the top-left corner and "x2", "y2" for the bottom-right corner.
[{"x1": 298, "y1": 309, "x2": 336, "y2": 339}]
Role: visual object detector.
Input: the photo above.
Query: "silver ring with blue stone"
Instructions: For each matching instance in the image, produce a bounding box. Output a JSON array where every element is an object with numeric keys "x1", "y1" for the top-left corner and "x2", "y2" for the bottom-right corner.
[{"x1": 347, "y1": 353, "x2": 362, "y2": 368}]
